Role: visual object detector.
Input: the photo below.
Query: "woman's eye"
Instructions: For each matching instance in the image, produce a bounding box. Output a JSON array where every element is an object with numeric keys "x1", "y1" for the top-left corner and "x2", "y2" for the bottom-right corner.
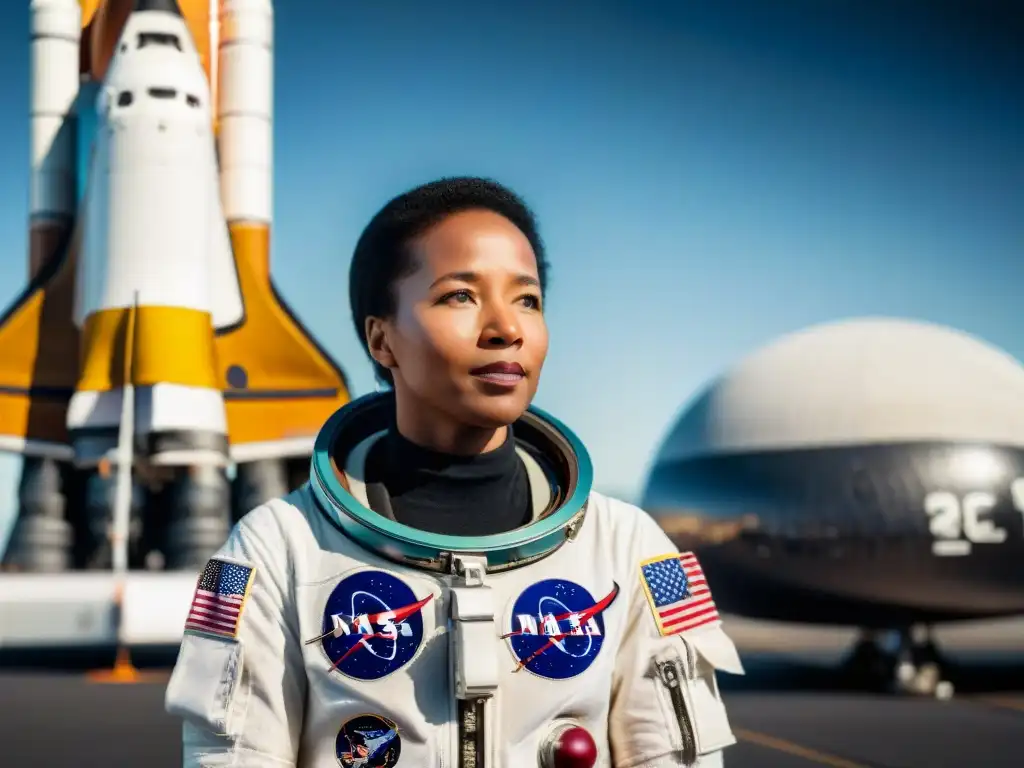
[
  {"x1": 441, "y1": 289, "x2": 474, "y2": 305},
  {"x1": 521, "y1": 294, "x2": 541, "y2": 310}
]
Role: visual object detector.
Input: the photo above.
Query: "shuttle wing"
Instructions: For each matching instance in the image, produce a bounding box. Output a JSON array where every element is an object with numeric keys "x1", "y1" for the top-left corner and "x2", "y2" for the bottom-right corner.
[
  {"x1": 215, "y1": 223, "x2": 351, "y2": 462},
  {"x1": 0, "y1": 222, "x2": 81, "y2": 459}
]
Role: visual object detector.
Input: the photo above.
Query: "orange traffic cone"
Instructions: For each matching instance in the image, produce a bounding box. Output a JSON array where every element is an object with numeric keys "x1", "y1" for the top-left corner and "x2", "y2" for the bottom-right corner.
[
  {"x1": 87, "y1": 645, "x2": 170, "y2": 684},
  {"x1": 87, "y1": 581, "x2": 167, "y2": 684},
  {"x1": 88, "y1": 645, "x2": 142, "y2": 683}
]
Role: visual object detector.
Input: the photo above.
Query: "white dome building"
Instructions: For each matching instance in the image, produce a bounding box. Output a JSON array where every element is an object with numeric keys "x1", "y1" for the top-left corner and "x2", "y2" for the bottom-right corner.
[
  {"x1": 658, "y1": 317, "x2": 1024, "y2": 465},
  {"x1": 641, "y1": 317, "x2": 1024, "y2": 627}
]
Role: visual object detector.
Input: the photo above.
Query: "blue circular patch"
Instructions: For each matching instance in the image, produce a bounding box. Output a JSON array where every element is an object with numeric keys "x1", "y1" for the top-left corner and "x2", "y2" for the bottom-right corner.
[
  {"x1": 336, "y1": 714, "x2": 401, "y2": 768},
  {"x1": 505, "y1": 578, "x2": 616, "y2": 680},
  {"x1": 321, "y1": 570, "x2": 427, "y2": 681}
]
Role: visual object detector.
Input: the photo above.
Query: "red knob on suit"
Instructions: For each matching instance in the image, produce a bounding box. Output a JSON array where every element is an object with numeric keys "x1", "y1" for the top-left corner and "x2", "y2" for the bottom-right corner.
[{"x1": 539, "y1": 723, "x2": 598, "y2": 768}]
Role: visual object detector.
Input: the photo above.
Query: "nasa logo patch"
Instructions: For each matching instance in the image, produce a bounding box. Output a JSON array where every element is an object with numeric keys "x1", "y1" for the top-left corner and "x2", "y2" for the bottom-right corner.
[
  {"x1": 503, "y1": 578, "x2": 620, "y2": 679},
  {"x1": 315, "y1": 570, "x2": 433, "y2": 681},
  {"x1": 336, "y1": 713, "x2": 402, "y2": 768}
]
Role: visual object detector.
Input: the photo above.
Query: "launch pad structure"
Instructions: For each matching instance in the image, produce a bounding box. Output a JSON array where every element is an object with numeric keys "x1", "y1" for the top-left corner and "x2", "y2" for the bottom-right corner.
[{"x1": 0, "y1": 0, "x2": 349, "y2": 659}]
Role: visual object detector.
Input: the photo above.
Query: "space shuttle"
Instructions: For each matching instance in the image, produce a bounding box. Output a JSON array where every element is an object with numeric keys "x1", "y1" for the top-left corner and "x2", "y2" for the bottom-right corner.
[{"x1": 0, "y1": 0, "x2": 349, "y2": 592}]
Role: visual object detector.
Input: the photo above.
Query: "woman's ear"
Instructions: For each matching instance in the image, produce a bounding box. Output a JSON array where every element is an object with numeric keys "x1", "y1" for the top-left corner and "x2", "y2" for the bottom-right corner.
[{"x1": 365, "y1": 316, "x2": 397, "y2": 371}]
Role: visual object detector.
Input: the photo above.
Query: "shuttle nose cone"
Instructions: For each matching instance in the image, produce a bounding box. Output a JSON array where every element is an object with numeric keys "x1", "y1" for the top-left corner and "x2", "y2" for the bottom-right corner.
[{"x1": 133, "y1": 0, "x2": 182, "y2": 15}]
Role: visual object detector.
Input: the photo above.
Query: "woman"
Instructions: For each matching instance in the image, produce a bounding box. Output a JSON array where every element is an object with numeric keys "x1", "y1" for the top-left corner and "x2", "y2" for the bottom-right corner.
[{"x1": 165, "y1": 177, "x2": 744, "y2": 768}]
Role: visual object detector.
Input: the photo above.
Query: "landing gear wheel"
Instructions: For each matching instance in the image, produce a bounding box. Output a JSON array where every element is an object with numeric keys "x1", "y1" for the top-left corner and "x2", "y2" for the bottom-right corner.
[
  {"x1": 843, "y1": 631, "x2": 891, "y2": 692},
  {"x1": 844, "y1": 626, "x2": 955, "y2": 699},
  {"x1": 892, "y1": 625, "x2": 954, "y2": 698}
]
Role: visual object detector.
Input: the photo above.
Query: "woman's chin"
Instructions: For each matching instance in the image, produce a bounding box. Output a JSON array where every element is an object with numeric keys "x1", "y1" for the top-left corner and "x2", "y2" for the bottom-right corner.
[{"x1": 460, "y1": 395, "x2": 531, "y2": 430}]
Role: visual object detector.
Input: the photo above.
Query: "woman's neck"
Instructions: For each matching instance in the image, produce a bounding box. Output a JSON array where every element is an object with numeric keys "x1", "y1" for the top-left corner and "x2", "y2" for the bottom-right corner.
[
  {"x1": 364, "y1": 417, "x2": 531, "y2": 536},
  {"x1": 394, "y1": 398, "x2": 508, "y2": 456}
]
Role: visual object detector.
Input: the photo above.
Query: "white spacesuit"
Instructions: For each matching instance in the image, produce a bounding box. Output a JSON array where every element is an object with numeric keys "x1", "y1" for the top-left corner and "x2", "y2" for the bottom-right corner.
[{"x1": 165, "y1": 394, "x2": 745, "y2": 768}]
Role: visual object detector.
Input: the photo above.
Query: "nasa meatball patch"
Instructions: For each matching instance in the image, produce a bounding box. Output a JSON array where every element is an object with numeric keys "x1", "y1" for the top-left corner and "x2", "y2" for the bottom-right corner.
[
  {"x1": 639, "y1": 552, "x2": 722, "y2": 636},
  {"x1": 311, "y1": 569, "x2": 433, "y2": 681},
  {"x1": 336, "y1": 714, "x2": 402, "y2": 768},
  {"x1": 502, "y1": 578, "x2": 620, "y2": 679},
  {"x1": 183, "y1": 557, "x2": 256, "y2": 640}
]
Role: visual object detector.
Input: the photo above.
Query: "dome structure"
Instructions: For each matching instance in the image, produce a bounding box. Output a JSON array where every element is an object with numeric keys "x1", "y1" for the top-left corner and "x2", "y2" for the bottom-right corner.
[
  {"x1": 657, "y1": 317, "x2": 1024, "y2": 465},
  {"x1": 640, "y1": 316, "x2": 1024, "y2": 628}
]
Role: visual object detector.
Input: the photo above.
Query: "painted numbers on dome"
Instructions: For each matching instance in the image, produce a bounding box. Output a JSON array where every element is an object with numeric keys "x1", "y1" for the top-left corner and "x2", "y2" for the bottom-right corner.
[
  {"x1": 308, "y1": 570, "x2": 433, "y2": 681},
  {"x1": 926, "y1": 476, "x2": 1024, "y2": 557},
  {"x1": 336, "y1": 714, "x2": 402, "y2": 768},
  {"x1": 503, "y1": 579, "x2": 619, "y2": 680}
]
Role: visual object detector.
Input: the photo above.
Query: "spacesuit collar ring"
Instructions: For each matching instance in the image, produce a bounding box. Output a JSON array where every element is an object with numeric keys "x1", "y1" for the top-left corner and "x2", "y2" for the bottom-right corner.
[{"x1": 308, "y1": 392, "x2": 594, "y2": 573}]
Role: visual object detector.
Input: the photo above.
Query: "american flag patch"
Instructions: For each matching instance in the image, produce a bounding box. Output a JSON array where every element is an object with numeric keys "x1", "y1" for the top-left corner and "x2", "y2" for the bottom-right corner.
[
  {"x1": 639, "y1": 552, "x2": 721, "y2": 637},
  {"x1": 184, "y1": 558, "x2": 256, "y2": 640}
]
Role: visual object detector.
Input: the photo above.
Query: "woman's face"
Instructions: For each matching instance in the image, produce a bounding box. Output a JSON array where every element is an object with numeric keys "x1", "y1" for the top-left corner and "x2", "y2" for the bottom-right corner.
[{"x1": 368, "y1": 209, "x2": 548, "y2": 432}]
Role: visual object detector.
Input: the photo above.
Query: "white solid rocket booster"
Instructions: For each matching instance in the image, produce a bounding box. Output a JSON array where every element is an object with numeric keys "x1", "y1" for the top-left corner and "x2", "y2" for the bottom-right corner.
[
  {"x1": 67, "y1": 1, "x2": 243, "y2": 468},
  {"x1": 218, "y1": 0, "x2": 273, "y2": 231},
  {"x1": 29, "y1": 0, "x2": 81, "y2": 277}
]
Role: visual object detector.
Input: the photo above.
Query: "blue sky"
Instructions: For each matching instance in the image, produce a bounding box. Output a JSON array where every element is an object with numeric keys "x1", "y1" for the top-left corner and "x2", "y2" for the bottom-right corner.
[{"x1": 1, "y1": 0, "x2": 1021, "y2": 548}]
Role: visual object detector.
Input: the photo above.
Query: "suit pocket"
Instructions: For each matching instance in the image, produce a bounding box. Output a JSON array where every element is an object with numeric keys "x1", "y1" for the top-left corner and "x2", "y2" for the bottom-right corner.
[{"x1": 166, "y1": 632, "x2": 249, "y2": 738}]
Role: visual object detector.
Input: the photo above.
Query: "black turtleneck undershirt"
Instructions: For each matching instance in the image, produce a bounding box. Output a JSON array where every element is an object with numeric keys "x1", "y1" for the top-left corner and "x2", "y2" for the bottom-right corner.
[{"x1": 362, "y1": 427, "x2": 534, "y2": 536}]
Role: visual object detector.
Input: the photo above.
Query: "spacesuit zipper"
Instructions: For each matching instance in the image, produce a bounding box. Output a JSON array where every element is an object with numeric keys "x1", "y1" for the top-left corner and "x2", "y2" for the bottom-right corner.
[
  {"x1": 458, "y1": 698, "x2": 486, "y2": 768},
  {"x1": 656, "y1": 658, "x2": 698, "y2": 766}
]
